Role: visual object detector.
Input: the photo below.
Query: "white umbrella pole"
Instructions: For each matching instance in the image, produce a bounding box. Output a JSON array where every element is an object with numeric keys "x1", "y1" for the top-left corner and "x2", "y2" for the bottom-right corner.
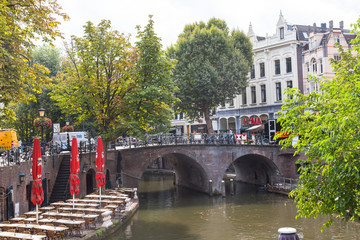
[
  {"x1": 36, "y1": 204, "x2": 38, "y2": 224},
  {"x1": 73, "y1": 194, "x2": 75, "y2": 209},
  {"x1": 99, "y1": 187, "x2": 102, "y2": 208}
]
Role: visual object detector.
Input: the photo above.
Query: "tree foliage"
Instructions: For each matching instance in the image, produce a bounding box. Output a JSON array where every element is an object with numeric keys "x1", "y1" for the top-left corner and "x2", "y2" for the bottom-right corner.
[
  {"x1": 51, "y1": 17, "x2": 175, "y2": 145},
  {"x1": 131, "y1": 15, "x2": 176, "y2": 136},
  {"x1": 51, "y1": 20, "x2": 138, "y2": 144},
  {"x1": 276, "y1": 19, "x2": 360, "y2": 227},
  {"x1": 0, "y1": 0, "x2": 68, "y2": 123},
  {"x1": 169, "y1": 18, "x2": 253, "y2": 133},
  {"x1": 33, "y1": 45, "x2": 62, "y2": 77}
]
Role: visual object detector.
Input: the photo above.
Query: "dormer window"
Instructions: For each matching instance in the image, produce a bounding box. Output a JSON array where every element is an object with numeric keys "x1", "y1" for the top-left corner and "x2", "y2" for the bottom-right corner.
[{"x1": 280, "y1": 27, "x2": 284, "y2": 39}]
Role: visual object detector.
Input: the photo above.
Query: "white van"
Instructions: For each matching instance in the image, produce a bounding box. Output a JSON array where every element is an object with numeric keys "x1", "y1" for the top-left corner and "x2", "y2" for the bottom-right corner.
[{"x1": 53, "y1": 132, "x2": 92, "y2": 150}]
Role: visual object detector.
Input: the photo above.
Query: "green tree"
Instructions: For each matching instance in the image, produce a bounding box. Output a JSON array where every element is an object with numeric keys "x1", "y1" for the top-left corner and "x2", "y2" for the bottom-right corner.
[
  {"x1": 33, "y1": 45, "x2": 62, "y2": 77},
  {"x1": 0, "y1": 0, "x2": 68, "y2": 123},
  {"x1": 51, "y1": 20, "x2": 138, "y2": 144},
  {"x1": 130, "y1": 15, "x2": 176, "y2": 136},
  {"x1": 169, "y1": 18, "x2": 253, "y2": 133},
  {"x1": 276, "y1": 19, "x2": 360, "y2": 227},
  {"x1": 5, "y1": 45, "x2": 65, "y2": 142},
  {"x1": 51, "y1": 17, "x2": 175, "y2": 147}
]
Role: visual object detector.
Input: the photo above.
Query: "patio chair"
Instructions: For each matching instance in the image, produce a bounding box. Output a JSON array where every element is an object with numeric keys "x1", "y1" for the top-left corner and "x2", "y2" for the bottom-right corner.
[
  {"x1": 85, "y1": 218, "x2": 96, "y2": 230},
  {"x1": 36, "y1": 232, "x2": 47, "y2": 239},
  {"x1": 17, "y1": 226, "x2": 25, "y2": 233},
  {"x1": 47, "y1": 230, "x2": 61, "y2": 240},
  {"x1": 72, "y1": 223, "x2": 82, "y2": 236},
  {"x1": 58, "y1": 225, "x2": 68, "y2": 238}
]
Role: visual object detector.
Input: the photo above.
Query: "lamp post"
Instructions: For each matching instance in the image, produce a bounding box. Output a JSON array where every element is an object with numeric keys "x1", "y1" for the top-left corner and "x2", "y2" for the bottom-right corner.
[
  {"x1": 66, "y1": 119, "x2": 70, "y2": 151},
  {"x1": 38, "y1": 108, "x2": 45, "y2": 142}
]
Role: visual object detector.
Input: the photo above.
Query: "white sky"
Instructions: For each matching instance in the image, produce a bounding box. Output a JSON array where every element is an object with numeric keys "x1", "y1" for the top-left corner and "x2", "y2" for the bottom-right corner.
[{"x1": 55, "y1": 0, "x2": 359, "y2": 50}]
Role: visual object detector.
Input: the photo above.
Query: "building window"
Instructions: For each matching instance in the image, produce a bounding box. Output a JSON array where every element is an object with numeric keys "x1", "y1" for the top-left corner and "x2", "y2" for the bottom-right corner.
[
  {"x1": 261, "y1": 85, "x2": 266, "y2": 103},
  {"x1": 287, "y1": 81, "x2": 293, "y2": 89},
  {"x1": 251, "y1": 65, "x2": 255, "y2": 79},
  {"x1": 334, "y1": 34, "x2": 340, "y2": 44},
  {"x1": 286, "y1": 57, "x2": 292, "y2": 73},
  {"x1": 306, "y1": 62, "x2": 309, "y2": 73},
  {"x1": 180, "y1": 112, "x2": 184, "y2": 119},
  {"x1": 275, "y1": 60, "x2": 280, "y2": 75},
  {"x1": 251, "y1": 86, "x2": 256, "y2": 104},
  {"x1": 310, "y1": 37, "x2": 314, "y2": 49},
  {"x1": 312, "y1": 58, "x2": 317, "y2": 73},
  {"x1": 320, "y1": 59, "x2": 323, "y2": 73},
  {"x1": 287, "y1": 81, "x2": 293, "y2": 99},
  {"x1": 228, "y1": 99, "x2": 234, "y2": 107},
  {"x1": 221, "y1": 102, "x2": 225, "y2": 108},
  {"x1": 260, "y1": 62, "x2": 265, "y2": 78},
  {"x1": 276, "y1": 83, "x2": 282, "y2": 101},
  {"x1": 310, "y1": 80, "x2": 318, "y2": 93},
  {"x1": 174, "y1": 114, "x2": 178, "y2": 120},
  {"x1": 333, "y1": 55, "x2": 341, "y2": 61},
  {"x1": 280, "y1": 27, "x2": 284, "y2": 39},
  {"x1": 242, "y1": 88, "x2": 247, "y2": 105}
]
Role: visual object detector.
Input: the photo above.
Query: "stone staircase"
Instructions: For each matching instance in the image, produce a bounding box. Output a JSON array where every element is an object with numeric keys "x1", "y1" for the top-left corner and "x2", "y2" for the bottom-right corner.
[{"x1": 49, "y1": 155, "x2": 71, "y2": 203}]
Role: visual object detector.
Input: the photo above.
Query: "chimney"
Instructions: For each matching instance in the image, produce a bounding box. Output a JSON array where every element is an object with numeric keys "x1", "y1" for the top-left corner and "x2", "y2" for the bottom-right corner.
[
  {"x1": 321, "y1": 23, "x2": 327, "y2": 31},
  {"x1": 329, "y1": 20, "x2": 333, "y2": 30},
  {"x1": 339, "y1": 21, "x2": 344, "y2": 29}
]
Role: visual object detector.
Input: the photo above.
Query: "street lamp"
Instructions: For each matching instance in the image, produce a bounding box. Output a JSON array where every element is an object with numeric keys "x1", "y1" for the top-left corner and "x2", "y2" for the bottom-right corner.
[
  {"x1": 38, "y1": 108, "x2": 45, "y2": 142},
  {"x1": 38, "y1": 108, "x2": 45, "y2": 117},
  {"x1": 66, "y1": 119, "x2": 70, "y2": 126}
]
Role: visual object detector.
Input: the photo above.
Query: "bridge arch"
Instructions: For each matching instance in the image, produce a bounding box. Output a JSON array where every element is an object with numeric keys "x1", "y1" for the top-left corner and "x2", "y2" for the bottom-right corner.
[
  {"x1": 230, "y1": 154, "x2": 279, "y2": 185},
  {"x1": 161, "y1": 153, "x2": 209, "y2": 193}
]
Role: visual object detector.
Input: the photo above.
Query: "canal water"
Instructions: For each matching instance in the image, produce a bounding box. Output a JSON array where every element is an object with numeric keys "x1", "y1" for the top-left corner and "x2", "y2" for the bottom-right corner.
[{"x1": 109, "y1": 172, "x2": 360, "y2": 240}]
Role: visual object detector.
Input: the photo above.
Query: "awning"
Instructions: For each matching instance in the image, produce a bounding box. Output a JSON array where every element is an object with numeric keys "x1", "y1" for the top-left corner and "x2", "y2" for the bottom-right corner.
[{"x1": 246, "y1": 124, "x2": 264, "y2": 131}]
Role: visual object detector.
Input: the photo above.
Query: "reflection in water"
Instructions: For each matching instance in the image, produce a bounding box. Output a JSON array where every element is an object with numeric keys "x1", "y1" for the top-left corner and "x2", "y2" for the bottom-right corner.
[{"x1": 109, "y1": 172, "x2": 360, "y2": 240}]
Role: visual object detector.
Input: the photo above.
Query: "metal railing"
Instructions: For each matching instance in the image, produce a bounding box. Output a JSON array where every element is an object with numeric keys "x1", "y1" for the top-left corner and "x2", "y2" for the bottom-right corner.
[
  {"x1": 270, "y1": 175, "x2": 297, "y2": 192},
  {"x1": 115, "y1": 133, "x2": 274, "y2": 149}
]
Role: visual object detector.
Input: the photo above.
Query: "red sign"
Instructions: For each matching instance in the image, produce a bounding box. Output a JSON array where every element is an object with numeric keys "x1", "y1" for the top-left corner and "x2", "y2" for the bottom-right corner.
[
  {"x1": 244, "y1": 117, "x2": 261, "y2": 126},
  {"x1": 236, "y1": 134, "x2": 247, "y2": 141}
]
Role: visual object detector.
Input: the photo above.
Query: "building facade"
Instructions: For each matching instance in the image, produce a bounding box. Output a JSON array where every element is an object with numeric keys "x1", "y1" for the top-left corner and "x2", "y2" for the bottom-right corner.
[
  {"x1": 302, "y1": 21, "x2": 356, "y2": 94},
  {"x1": 217, "y1": 12, "x2": 308, "y2": 137}
]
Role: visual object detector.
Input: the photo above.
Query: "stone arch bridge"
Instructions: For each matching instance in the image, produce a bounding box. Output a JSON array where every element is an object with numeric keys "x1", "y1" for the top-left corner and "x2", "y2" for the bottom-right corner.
[{"x1": 118, "y1": 145, "x2": 300, "y2": 195}]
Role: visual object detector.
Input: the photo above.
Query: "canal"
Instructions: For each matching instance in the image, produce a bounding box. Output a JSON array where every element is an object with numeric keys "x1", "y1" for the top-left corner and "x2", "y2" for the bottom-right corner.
[{"x1": 109, "y1": 172, "x2": 360, "y2": 240}]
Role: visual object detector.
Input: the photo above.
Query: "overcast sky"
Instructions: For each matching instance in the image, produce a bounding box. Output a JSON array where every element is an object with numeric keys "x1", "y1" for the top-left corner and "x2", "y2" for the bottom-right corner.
[{"x1": 55, "y1": 0, "x2": 359, "y2": 50}]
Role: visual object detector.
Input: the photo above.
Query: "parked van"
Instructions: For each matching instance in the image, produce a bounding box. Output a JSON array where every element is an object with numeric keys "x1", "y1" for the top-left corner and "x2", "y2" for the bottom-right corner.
[
  {"x1": 0, "y1": 129, "x2": 20, "y2": 151},
  {"x1": 53, "y1": 131, "x2": 92, "y2": 150}
]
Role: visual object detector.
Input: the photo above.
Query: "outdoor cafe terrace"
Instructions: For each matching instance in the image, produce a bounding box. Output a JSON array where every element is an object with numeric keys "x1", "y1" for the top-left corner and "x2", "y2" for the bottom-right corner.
[{"x1": 0, "y1": 187, "x2": 138, "y2": 240}]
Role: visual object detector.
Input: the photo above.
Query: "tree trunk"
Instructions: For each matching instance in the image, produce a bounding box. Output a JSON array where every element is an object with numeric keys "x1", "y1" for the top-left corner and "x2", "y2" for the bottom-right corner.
[{"x1": 203, "y1": 108, "x2": 213, "y2": 135}]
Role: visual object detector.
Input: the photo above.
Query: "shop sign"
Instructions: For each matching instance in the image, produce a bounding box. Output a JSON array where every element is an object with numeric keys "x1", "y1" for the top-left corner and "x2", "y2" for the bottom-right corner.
[
  {"x1": 236, "y1": 134, "x2": 247, "y2": 141},
  {"x1": 244, "y1": 117, "x2": 262, "y2": 126}
]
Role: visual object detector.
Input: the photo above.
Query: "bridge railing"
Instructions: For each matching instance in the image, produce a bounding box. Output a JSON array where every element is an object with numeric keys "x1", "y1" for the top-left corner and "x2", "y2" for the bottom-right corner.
[
  {"x1": 270, "y1": 176, "x2": 298, "y2": 192},
  {"x1": 115, "y1": 133, "x2": 276, "y2": 149}
]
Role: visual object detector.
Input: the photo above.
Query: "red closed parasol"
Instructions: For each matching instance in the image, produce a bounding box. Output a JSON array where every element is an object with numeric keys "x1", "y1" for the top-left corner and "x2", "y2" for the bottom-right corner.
[
  {"x1": 95, "y1": 137, "x2": 106, "y2": 206},
  {"x1": 69, "y1": 138, "x2": 80, "y2": 207},
  {"x1": 31, "y1": 138, "x2": 44, "y2": 223}
]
